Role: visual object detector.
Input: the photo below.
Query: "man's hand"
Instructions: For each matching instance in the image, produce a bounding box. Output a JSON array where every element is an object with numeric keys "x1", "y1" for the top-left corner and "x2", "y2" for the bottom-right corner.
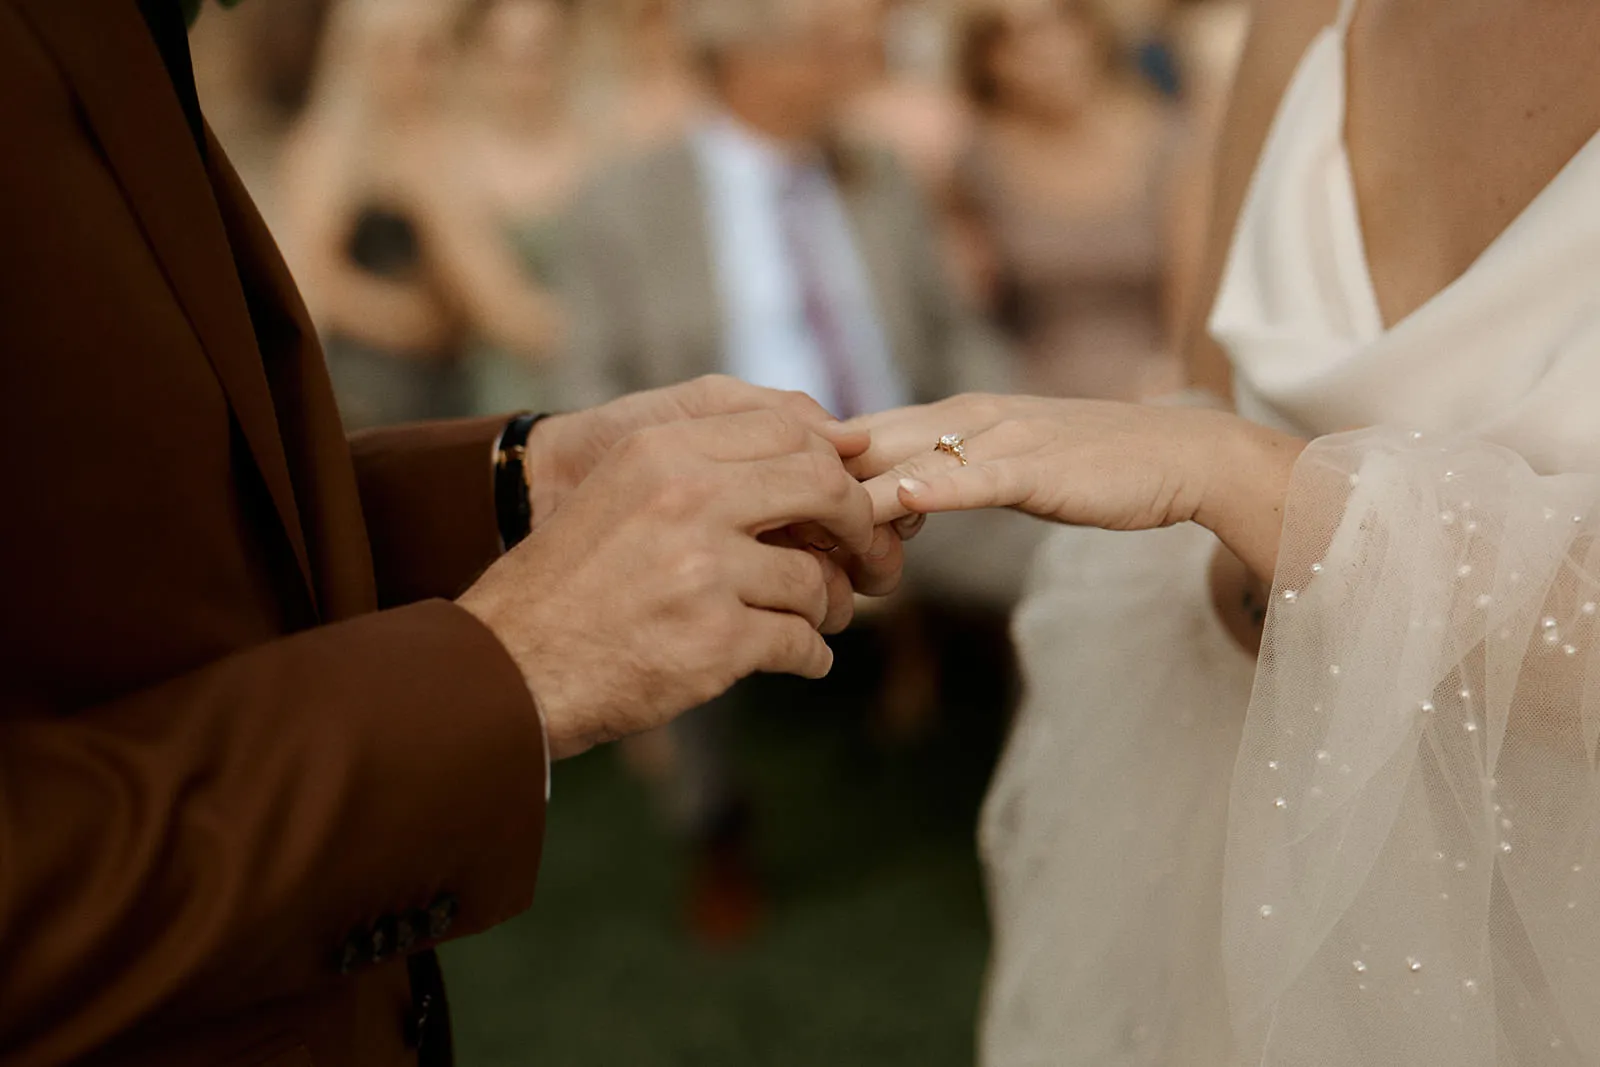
[
  {"x1": 526, "y1": 375, "x2": 865, "y2": 526},
  {"x1": 526, "y1": 375, "x2": 905, "y2": 611},
  {"x1": 459, "y1": 408, "x2": 895, "y2": 759}
]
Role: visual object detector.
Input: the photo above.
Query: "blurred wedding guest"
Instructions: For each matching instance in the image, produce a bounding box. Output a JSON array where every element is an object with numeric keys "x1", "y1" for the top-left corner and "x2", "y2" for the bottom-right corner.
[
  {"x1": 188, "y1": 0, "x2": 331, "y2": 228},
  {"x1": 453, "y1": 0, "x2": 592, "y2": 414},
  {"x1": 277, "y1": 0, "x2": 561, "y2": 430},
  {"x1": 559, "y1": 0, "x2": 1024, "y2": 942},
  {"x1": 596, "y1": 0, "x2": 707, "y2": 154},
  {"x1": 955, "y1": 0, "x2": 1187, "y2": 401},
  {"x1": 836, "y1": 0, "x2": 991, "y2": 306},
  {"x1": 562, "y1": 0, "x2": 1010, "y2": 415}
]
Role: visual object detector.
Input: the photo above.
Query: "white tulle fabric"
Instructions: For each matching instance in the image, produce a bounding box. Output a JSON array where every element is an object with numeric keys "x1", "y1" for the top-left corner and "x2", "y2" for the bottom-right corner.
[
  {"x1": 978, "y1": 0, "x2": 1600, "y2": 1063},
  {"x1": 1230, "y1": 429, "x2": 1600, "y2": 1066}
]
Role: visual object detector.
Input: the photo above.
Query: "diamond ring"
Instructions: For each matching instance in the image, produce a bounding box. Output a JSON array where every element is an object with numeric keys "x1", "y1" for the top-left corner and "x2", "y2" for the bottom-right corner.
[{"x1": 934, "y1": 433, "x2": 969, "y2": 466}]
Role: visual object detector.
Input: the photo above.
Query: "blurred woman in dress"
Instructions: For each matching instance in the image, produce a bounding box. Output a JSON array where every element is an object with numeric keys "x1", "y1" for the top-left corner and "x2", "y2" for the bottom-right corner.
[
  {"x1": 453, "y1": 0, "x2": 592, "y2": 414},
  {"x1": 955, "y1": 0, "x2": 1187, "y2": 401},
  {"x1": 594, "y1": 0, "x2": 705, "y2": 155},
  {"x1": 836, "y1": 0, "x2": 987, "y2": 306},
  {"x1": 278, "y1": 0, "x2": 564, "y2": 429}
]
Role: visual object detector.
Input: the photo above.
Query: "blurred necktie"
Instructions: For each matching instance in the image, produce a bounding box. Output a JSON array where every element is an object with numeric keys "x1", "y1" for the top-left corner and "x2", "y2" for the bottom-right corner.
[{"x1": 777, "y1": 165, "x2": 862, "y2": 419}]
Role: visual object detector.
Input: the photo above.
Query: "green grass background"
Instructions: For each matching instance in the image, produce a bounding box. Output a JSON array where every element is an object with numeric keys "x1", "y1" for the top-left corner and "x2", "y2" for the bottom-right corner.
[{"x1": 444, "y1": 625, "x2": 1011, "y2": 1067}]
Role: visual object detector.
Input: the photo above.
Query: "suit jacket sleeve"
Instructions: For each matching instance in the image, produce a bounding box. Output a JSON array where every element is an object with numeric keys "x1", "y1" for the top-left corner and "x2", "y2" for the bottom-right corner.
[
  {"x1": 0, "y1": 599, "x2": 546, "y2": 1063},
  {"x1": 347, "y1": 415, "x2": 512, "y2": 608}
]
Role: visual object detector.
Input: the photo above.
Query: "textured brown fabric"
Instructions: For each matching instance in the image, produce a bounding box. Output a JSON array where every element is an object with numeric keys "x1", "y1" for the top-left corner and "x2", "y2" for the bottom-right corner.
[
  {"x1": 0, "y1": 1, "x2": 548, "y2": 1064},
  {"x1": 349, "y1": 419, "x2": 510, "y2": 610}
]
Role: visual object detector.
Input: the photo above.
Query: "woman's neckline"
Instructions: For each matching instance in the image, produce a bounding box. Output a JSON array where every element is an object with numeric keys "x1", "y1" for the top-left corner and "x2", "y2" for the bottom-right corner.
[{"x1": 1329, "y1": 9, "x2": 1600, "y2": 337}]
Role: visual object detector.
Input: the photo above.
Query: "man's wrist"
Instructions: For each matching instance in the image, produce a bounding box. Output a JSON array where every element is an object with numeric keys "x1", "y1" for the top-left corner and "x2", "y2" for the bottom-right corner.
[
  {"x1": 494, "y1": 414, "x2": 546, "y2": 550},
  {"x1": 523, "y1": 413, "x2": 583, "y2": 529}
]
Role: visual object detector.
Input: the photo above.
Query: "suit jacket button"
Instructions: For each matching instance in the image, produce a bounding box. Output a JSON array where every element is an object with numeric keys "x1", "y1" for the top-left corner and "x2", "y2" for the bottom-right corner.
[
  {"x1": 427, "y1": 893, "x2": 459, "y2": 939},
  {"x1": 403, "y1": 992, "x2": 436, "y2": 1050},
  {"x1": 396, "y1": 910, "x2": 422, "y2": 953},
  {"x1": 370, "y1": 914, "x2": 398, "y2": 962}
]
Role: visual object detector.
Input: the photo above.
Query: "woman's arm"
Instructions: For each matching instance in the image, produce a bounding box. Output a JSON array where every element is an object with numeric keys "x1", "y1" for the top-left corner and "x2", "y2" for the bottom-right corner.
[{"x1": 846, "y1": 395, "x2": 1305, "y2": 582}]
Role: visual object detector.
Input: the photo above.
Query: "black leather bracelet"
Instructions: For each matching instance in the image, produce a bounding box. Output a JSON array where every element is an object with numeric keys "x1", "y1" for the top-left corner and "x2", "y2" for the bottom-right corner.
[{"x1": 494, "y1": 413, "x2": 548, "y2": 551}]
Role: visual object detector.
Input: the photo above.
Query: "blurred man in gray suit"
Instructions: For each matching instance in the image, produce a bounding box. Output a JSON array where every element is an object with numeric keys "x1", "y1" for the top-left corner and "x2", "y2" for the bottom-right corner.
[
  {"x1": 558, "y1": 0, "x2": 1036, "y2": 942},
  {"x1": 560, "y1": 0, "x2": 1011, "y2": 416}
]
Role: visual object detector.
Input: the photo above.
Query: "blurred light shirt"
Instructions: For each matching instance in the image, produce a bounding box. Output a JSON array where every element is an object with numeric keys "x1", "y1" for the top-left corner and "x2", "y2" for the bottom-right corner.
[{"x1": 690, "y1": 115, "x2": 907, "y2": 417}]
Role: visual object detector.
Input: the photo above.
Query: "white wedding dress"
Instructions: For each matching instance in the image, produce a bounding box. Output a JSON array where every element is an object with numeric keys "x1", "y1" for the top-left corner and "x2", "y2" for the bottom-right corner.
[{"x1": 979, "y1": 1, "x2": 1600, "y2": 1063}]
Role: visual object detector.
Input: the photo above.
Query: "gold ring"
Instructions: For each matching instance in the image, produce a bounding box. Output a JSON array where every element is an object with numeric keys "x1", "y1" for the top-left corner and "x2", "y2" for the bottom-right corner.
[{"x1": 935, "y1": 433, "x2": 969, "y2": 466}]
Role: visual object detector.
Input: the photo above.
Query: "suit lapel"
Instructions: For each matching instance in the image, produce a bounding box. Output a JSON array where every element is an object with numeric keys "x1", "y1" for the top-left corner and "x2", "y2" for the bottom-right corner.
[
  {"x1": 13, "y1": 0, "x2": 316, "y2": 606},
  {"x1": 207, "y1": 138, "x2": 378, "y2": 620}
]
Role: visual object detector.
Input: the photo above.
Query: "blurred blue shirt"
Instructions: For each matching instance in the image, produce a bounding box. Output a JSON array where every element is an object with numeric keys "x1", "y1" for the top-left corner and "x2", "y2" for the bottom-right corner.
[{"x1": 690, "y1": 115, "x2": 907, "y2": 417}]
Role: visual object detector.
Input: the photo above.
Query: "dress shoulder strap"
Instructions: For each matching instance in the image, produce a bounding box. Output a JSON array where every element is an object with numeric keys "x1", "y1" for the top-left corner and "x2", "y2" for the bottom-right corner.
[{"x1": 1334, "y1": 0, "x2": 1361, "y2": 32}]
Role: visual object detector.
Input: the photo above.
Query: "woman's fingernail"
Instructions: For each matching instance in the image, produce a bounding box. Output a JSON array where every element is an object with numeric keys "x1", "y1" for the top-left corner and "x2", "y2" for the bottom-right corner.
[{"x1": 899, "y1": 477, "x2": 928, "y2": 497}]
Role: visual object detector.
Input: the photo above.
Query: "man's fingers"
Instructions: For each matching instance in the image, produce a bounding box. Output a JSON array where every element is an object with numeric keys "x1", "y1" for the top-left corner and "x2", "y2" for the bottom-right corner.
[
  {"x1": 761, "y1": 523, "x2": 898, "y2": 606},
  {"x1": 866, "y1": 467, "x2": 917, "y2": 523},
  {"x1": 679, "y1": 377, "x2": 869, "y2": 458},
  {"x1": 784, "y1": 520, "x2": 839, "y2": 553},
  {"x1": 816, "y1": 552, "x2": 857, "y2": 634},
  {"x1": 741, "y1": 608, "x2": 836, "y2": 680},
  {"x1": 662, "y1": 407, "x2": 823, "y2": 463},
  {"x1": 811, "y1": 421, "x2": 872, "y2": 460},
  {"x1": 892, "y1": 513, "x2": 927, "y2": 541},
  {"x1": 725, "y1": 452, "x2": 876, "y2": 557},
  {"x1": 732, "y1": 541, "x2": 830, "y2": 631},
  {"x1": 843, "y1": 525, "x2": 904, "y2": 598}
]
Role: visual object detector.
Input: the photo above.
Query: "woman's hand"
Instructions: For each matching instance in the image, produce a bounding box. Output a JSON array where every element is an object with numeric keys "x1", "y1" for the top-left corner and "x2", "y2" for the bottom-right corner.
[{"x1": 845, "y1": 394, "x2": 1307, "y2": 582}]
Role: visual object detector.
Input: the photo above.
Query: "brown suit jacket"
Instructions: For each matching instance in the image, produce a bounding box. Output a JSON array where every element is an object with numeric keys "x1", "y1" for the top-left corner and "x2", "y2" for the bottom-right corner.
[{"x1": 0, "y1": 3, "x2": 547, "y2": 1065}]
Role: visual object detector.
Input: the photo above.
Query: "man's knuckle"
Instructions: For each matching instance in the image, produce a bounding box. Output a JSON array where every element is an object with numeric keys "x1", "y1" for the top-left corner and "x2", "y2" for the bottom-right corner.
[
  {"x1": 655, "y1": 467, "x2": 711, "y2": 516},
  {"x1": 764, "y1": 408, "x2": 808, "y2": 449},
  {"x1": 797, "y1": 449, "x2": 834, "y2": 484},
  {"x1": 795, "y1": 551, "x2": 827, "y2": 594},
  {"x1": 673, "y1": 549, "x2": 722, "y2": 594}
]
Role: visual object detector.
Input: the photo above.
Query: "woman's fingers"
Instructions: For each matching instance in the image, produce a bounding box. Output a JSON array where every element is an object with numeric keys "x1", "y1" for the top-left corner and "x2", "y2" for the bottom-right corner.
[
  {"x1": 841, "y1": 395, "x2": 1008, "y2": 480},
  {"x1": 896, "y1": 460, "x2": 1034, "y2": 515},
  {"x1": 863, "y1": 421, "x2": 1045, "y2": 523}
]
